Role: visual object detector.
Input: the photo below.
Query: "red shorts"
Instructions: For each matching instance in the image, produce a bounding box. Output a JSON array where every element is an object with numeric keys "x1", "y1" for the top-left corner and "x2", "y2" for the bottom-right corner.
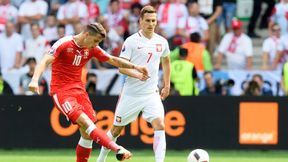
[{"x1": 51, "y1": 89, "x2": 96, "y2": 124}]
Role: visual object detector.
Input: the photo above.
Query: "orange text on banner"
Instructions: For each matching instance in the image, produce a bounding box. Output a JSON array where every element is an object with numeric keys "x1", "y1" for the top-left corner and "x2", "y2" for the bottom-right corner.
[
  {"x1": 239, "y1": 102, "x2": 278, "y2": 145},
  {"x1": 50, "y1": 107, "x2": 186, "y2": 144}
]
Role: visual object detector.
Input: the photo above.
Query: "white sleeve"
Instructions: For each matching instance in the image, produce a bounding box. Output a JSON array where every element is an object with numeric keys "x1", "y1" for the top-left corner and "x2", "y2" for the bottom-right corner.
[
  {"x1": 162, "y1": 39, "x2": 170, "y2": 57},
  {"x1": 181, "y1": 4, "x2": 188, "y2": 17},
  {"x1": 277, "y1": 37, "x2": 285, "y2": 51},
  {"x1": 218, "y1": 35, "x2": 230, "y2": 54},
  {"x1": 157, "y1": 5, "x2": 163, "y2": 21},
  {"x1": 18, "y1": 4, "x2": 25, "y2": 16},
  {"x1": 119, "y1": 38, "x2": 133, "y2": 60},
  {"x1": 262, "y1": 39, "x2": 271, "y2": 53},
  {"x1": 177, "y1": 17, "x2": 186, "y2": 29},
  {"x1": 57, "y1": 6, "x2": 64, "y2": 20},
  {"x1": 270, "y1": 12, "x2": 276, "y2": 23},
  {"x1": 78, "y1": 3, "x2": 88, "y2": 18},
  {"x1": 200, "y1": 17, "x2": 209, "y2": 30},
  {"x1": 16, "y1": 35, "x2": 24, "y2": 52},
  {"x1": 11, "y1": 7, "x2": 18, "y2": 23},
  {"x1": 39, "y1": 1, "x2": 48, "y2": 16},
  {"x1": 244, "y1": 38, "x2": 253, "y2": 57},
  {"x1": 108, "y1": 29, "x2": 121, "y2": 43}
]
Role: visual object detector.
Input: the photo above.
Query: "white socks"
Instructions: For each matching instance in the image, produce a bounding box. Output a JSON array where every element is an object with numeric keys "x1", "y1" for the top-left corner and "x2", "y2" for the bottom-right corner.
[
  {"x1": 78, "y1": 137, "x2": 93, "y2": 148},
  {"x1": 96, "y1": 130, "x2": 118, "y2": 162},
  {"x1": 153, "y1": 130, "x2": 166, "y2": 162},
  {"x1": 85, "y1": 124, "x2": 96, "y2": 135},
  {"x1": 97, "y1": 130, "x2": 166, "y2": 162}
]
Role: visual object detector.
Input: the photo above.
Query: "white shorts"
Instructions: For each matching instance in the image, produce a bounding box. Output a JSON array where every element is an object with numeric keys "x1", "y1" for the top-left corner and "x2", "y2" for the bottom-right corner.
[{"x1": 113, "y1": 92, "x2": 164, "y2": 126}]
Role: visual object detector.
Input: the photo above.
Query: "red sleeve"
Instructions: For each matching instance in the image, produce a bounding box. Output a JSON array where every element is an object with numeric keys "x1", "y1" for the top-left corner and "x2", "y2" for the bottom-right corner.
[
  {"x1": 93, "y1": 46, "x2": 111, "y2": 62},
  {"x1": 93, "y1": 4, "x2": 100, "y2": 17}
]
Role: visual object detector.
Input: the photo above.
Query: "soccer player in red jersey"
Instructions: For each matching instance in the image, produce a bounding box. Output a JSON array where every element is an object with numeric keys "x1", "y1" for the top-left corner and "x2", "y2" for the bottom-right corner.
[{"x1": 28, "y1": 22, "x2": 149, "y2": 162}]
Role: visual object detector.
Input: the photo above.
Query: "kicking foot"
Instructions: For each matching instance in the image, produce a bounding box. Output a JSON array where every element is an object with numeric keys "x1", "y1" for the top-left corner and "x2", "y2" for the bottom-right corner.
[{"x1": 116, "y1": 147, "x2": 132, "y2": 161}]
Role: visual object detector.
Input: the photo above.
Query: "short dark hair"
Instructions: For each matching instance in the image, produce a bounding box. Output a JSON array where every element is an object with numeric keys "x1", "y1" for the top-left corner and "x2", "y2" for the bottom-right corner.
[
  {"x1": 131, "y1": 2, "x2": 142, "y2": 11},
  {"x1": 140, "y1": 5, "x2": 156, "y2": 19},
  {"x1": 179, "y1": 47, "x2": 188, "y2": 57},
  {"x1": 86, "y1": 73, "x2": 97, "y2": 80},
  {"x1": 25, "y1": 57, "x2": 37, "y2": 65},
  {"x1": 85, "y1": 23, "x2": 106, "y2": 38},
  {"x1": 252, "y1": 74, "x2": 263, "y2": 81},
  {"x1": 190, "y1": 32, "x2": 201, "y2": 43},
  {"x1": 57, "y1": 24, "x2": 65, "y2": 29},
  {"x1": 30, "y1": 23, "x2": 40, "y2": 29},
  {"x1": 110, "y1": 0, "x2": 119, "y2": 5},
  {"x1": 186, "y1": 0, "x2": 198, "y2": 7},
  {"x1": 204, "y1": 71, "x2": 213, "y2": 77}
]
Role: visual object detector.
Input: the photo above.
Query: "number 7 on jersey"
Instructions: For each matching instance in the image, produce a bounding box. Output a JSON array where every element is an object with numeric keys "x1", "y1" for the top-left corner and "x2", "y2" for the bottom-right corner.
[{"x1": 147, "y1": 52, "x2": 153, "y2": 63}]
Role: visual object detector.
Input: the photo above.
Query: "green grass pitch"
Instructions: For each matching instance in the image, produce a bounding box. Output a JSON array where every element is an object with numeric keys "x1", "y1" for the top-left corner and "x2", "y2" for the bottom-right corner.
[{"x1": 0, "y1": 149, "x2": 288, "y2": 162}]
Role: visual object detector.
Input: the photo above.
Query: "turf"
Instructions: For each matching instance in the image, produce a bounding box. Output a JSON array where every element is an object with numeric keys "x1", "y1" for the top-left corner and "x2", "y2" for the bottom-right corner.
[{"x1": 0, "y1": 149, "x2": 288, "y2": 162}]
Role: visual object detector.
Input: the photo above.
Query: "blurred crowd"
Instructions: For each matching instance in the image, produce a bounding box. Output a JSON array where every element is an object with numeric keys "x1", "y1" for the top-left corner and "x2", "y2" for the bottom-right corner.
[{"x1": 1, "y1": 0, "x2": 288, "y2": 97}]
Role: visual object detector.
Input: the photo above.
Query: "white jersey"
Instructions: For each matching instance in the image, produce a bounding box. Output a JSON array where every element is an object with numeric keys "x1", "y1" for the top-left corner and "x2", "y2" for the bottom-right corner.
[
  {"x1": 157, "y1": 3, "x2": 188, "y2": 38},
  {"x1": 57, "y1": 1, "x2": 88, "y2": 35},
  {"x1": 120, "y1": 31, "x2": 170, "y2": 95},
  {"x1": 0, "y1": 3, "x2": 18, "y2": 32},
  {"x1": 277, "y1": 34, "x2": 288, "y2": 64},
  {"x1": 0, "y1": 32, "x2": 23, "y2": 71},
  {"x1": 18, "y1": 0, "x2": 48, "y2": 39},
  {"x1": 262, "y1": 36, "x2": 281, "y2": 69},
  {"x1": 270, "y1": 2, "x2": 288, "y2": 35},
  {"x1": 177, "y1": 15, "x2": 208, "y2": 38},
  {"x1": 23, "y1": 35, "x2": 50, "y2": 63},
  {"x1": 218, "y1": 32, "x2": 253, "y2": 70}
]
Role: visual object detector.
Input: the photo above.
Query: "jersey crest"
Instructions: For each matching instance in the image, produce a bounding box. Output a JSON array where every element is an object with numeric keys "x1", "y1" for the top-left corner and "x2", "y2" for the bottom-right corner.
[
  {"x1": 156, "y1": 44, "x2": 162, "y2": 52},
  {"x1": 84, "y1": 49, "x2": 89, "y2": 59},
  {"x1": 48, "y1": 47, "x2": 55, "y2": 55}
]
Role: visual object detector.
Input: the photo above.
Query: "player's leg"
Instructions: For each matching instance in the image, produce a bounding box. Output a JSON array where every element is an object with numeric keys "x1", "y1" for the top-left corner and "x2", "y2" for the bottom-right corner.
[
  {"x1": 76, "y1": 112, "x2": 132, "y2": 161},
  {"x1": 52, "y1": 93, "x2": 131, "y2": 161},
  {"x1": 76, "y1": 128, "x2": 93, "y2": 162},
  {"x1": 151, "y1": 117, "x2": 166, "y2": 162},
  {"x1": 97, "y1": 94, "x2": 142, "y2": 162},
  {"x1": 97, "y1": 125, "x2": 124, "y2": 162},
  {"x1": 142, "y1": 93, "x2": 166, "y2": 162}
]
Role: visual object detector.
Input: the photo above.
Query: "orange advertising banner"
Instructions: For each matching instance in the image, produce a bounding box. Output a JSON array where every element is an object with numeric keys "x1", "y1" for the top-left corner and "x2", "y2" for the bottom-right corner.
[{"x1": 239, "y1": 102, "x2": 278, "y2": 145}]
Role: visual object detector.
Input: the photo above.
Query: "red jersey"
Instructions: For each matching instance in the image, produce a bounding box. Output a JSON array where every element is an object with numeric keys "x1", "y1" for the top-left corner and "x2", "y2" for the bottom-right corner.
[{"x1": 48, "y1": 36, "x2": 110, "y2": 95}]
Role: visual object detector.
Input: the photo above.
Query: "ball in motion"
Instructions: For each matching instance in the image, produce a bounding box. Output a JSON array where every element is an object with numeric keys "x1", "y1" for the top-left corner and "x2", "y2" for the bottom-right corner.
[{"x1": 187, "y1": 149, "x2": 209, "y2": 162}]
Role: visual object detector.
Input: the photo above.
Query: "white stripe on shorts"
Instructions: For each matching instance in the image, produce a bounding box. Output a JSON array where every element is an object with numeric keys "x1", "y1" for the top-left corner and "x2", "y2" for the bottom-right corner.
[{"x1": 53, "y1": 94, "x2": 69, "y2": 120}]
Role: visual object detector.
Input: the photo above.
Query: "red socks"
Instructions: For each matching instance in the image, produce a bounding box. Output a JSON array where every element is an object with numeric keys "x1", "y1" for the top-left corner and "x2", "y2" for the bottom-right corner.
[
  {"x1": 76, "y1": 144, "x2": 92, "y2": 162},
  {"x1": 86, "y1": 125, "x2": 120, "y2": 152},
  {"x1": 89, "y1": 128, "x2": 119, "y2": 152}
]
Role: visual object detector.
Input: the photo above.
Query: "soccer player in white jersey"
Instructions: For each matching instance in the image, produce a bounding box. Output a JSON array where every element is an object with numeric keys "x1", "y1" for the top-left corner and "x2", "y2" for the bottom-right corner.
[{"x1": 97, "y1": 5, "x2": 171, "y2": 162}]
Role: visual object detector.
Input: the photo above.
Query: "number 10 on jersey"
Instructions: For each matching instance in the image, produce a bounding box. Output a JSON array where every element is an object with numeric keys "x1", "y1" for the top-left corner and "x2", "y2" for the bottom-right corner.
[{"x1": 73, "y1": 55, "x2": 82, "y2": 66}]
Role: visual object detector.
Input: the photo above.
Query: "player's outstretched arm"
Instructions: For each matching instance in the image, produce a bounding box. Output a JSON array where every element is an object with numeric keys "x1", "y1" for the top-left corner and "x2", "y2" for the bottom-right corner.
[
  {"x1": 119, "y1": 67, "x2": 150, "y2": 81},
  {"x1": 106, "y1": 56, "x2": 149, "y2": 77},
  {"x1": 28, "y1": 54, "x2": 54, "y2": 94},
  {"x1": 161, "y1": 56, "x2": 171, "y2": 100},
  {"x1": 117, "y1": 57, "x2": 150, "y2": 81}
]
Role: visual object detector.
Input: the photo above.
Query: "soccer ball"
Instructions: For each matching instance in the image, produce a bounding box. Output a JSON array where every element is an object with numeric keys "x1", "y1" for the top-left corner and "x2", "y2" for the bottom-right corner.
[{"x1": 187, "y1": 149, "x2": 209, "y2": 162}]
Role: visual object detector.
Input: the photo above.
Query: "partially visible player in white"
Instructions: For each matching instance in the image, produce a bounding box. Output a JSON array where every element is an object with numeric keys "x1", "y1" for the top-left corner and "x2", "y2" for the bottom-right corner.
[
  {"x1": 262, "y1": 24, "x2": 281, "y2": 70},
  {"x1": 177, "y1": 1, "x2": 209, "y2": 43},
  {"x1": 214, "y1": 19, "x2": 253, "y2": 70},
  {"x1": 272, "y1": 26, "x2": 288, "y2": 70},
  {"x1": 97, "y1": 5, "x2": 171, "y2": 162}
]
